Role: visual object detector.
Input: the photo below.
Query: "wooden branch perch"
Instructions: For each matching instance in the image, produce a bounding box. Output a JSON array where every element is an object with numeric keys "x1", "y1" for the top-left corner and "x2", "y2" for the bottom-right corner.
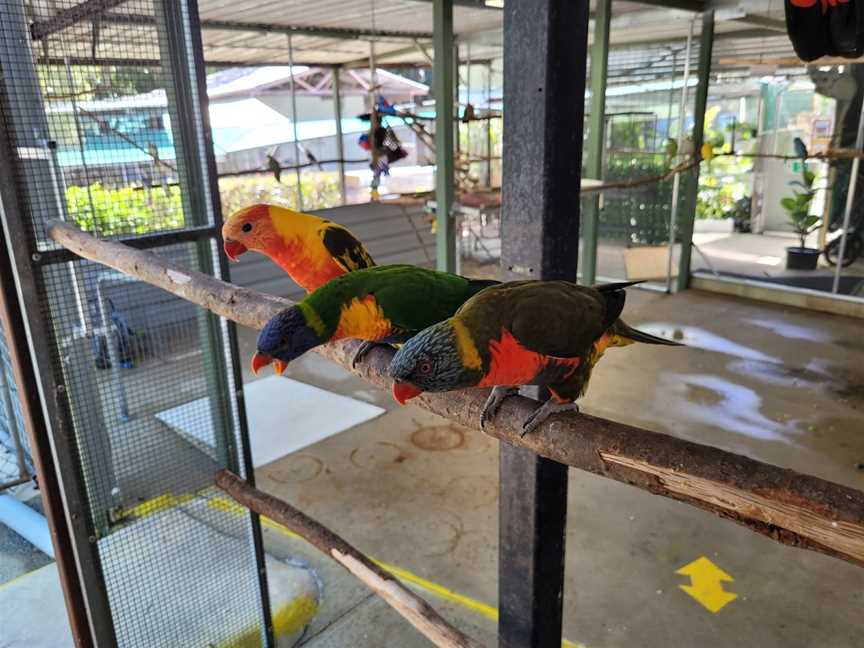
[
  {"x1": 48, "y1": 220, "x2": 864, "y2": 568},
  {"x1": 215, "y1": 470, "x2": 483, "y2": 648}
]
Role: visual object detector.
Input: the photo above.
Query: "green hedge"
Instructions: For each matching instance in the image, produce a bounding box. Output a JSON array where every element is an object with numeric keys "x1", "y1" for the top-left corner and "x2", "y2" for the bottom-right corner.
[
  {"x1": 65, "y1": 173, "x2": 343, "y2": 237},
  {"x1": 66, "y1": 183, "x2": 184, "y2": 236}
]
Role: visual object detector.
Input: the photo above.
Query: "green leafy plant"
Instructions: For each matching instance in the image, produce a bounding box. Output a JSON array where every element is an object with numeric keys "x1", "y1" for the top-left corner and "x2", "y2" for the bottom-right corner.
[
  {"x1": 66, "y1": 183, "x2": 184, "y2": 235},
  {"x1": 780, "y1": 167, "x2": 820, "y2": 250}
]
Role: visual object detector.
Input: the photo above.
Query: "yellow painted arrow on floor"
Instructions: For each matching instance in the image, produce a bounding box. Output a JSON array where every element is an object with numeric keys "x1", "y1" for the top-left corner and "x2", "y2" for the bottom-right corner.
[{"x1": 676, "y1": 556, "x2": 738, "y2": 613}]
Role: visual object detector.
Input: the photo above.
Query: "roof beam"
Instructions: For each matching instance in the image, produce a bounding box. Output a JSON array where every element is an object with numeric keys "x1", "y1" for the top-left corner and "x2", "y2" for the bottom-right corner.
[
  {"x1": 29, "y1": 0, "x2": 126, "y2": 40},
  {"x1": 343, "y1": 41, "x2": 434, "y2": 68},
  {"x1": 32, "y1": 11, "x2": 433, "y2": 41},
  {"x1": 404, "y1": 0, "x2": 501, "y2": 8},
  {"x1": 625, "y1": 0, "x2": 705, "y2": 11}
]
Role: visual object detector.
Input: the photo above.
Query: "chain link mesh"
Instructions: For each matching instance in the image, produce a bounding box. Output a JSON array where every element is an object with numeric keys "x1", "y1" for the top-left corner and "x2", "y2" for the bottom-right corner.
[{"x1": 0, "y1": 1, "x2": 268, "y2": 644}]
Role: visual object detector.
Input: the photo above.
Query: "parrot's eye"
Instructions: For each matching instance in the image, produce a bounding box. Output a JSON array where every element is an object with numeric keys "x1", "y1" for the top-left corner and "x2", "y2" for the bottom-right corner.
[
  {"x1": 418, "y1": 361, "x2": 432, "y2": 375},
  {"x1": 241, "y1": 223, "x2": 253, "y2": 233}
]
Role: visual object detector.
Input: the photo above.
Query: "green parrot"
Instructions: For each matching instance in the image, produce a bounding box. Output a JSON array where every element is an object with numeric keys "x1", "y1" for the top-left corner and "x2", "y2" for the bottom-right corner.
[
  {"x1": 663, "y1": 137, "x2": 678, "y2": 166},
  {"x1": 252, "y1": 265, "x2": 499, "y2": 375},
  {"x1": 266, "y1": 154, "x2": 282, "y2": 183},
  {"x1": 388, "y1": 280, "x2": 683, "y2": 435}
]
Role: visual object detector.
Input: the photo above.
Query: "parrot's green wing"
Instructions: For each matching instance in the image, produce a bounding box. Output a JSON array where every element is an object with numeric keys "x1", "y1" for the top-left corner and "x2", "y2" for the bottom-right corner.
[
  {"x1": 508, "y1": 282, "x2": 610, "y2": 358},
  {"x1": 459, "y1": 281, "x2": 615, "y2": 359},
  {"x1": 304, "y1": 265, "x2": 497, "y2": 339},
  {"x1": 371, "y1": 266, "x2": 494, "y2": 335}
]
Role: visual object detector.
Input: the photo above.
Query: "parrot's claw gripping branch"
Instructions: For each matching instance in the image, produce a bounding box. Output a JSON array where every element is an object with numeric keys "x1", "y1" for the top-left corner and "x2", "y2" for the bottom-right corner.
[
  {"x1": 480, "y1": 386, "x2": 519, "y2": 432},
  {"x1": 47, "y1": 219, "x2": 864, "y2": 570},
  {"x1": 350, "y1": 340, "x2": 390, "y2": 369},
  {"x1": 520, "y1": 399, "x2": 581, "y2": 437}
]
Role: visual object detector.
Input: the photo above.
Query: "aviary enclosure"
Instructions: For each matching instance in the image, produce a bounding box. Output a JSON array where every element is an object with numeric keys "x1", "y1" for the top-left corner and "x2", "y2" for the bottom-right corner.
[{"x1": 1, "y1": 1, "x2": 863, "y2": 647}]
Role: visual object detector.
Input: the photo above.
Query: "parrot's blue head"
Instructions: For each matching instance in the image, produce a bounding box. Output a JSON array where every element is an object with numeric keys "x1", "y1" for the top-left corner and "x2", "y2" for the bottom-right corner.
[
  {"x1": 388, "y1": 320, "x2": 481, "y2": 404},
  {"x1": 252, "y1": 306, "x2": 323, "y2": 376}
]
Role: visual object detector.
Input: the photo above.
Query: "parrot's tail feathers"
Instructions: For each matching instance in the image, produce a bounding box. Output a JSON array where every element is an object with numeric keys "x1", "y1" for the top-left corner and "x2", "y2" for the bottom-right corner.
[
  {"x1": 613, "y1": 320, "x2": 685, "y2": 346},
  {"x1": 466, "y1": 278, "x2": 501, "y2": 298},
  {"x1": 593, "y1": 280, "x2": 644, "y2": 293}
]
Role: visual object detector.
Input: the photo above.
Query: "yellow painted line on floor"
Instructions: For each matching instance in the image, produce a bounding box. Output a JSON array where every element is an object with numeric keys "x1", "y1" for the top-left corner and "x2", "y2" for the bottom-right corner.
[
  {"x1": 222, "y1": 594, "x2": 319, "y2": 648},
  {"x1": 205, "y1": 496, "x2": 588, "y2": 648},
  {"x1": 109, "y1": 489, "x2": 588, "y2": 648}
]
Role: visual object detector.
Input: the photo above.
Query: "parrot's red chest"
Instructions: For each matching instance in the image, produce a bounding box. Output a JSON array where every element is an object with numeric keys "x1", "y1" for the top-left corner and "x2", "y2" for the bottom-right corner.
[{"x1": 478, "y1": 329, "x2": 581, "y2": 388}]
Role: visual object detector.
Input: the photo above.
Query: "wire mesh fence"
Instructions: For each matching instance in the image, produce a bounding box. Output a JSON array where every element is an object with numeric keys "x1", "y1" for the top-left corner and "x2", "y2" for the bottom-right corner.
[{"x1": 0, "y1": 0, "x2": 270, "y2": 644}]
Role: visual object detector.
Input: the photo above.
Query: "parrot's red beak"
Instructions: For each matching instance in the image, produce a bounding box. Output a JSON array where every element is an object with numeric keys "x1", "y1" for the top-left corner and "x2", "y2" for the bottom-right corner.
[
  {"x1": 224, "y1": 238, "x2": 248, "y2": 262},
  {"x1": 392, "y1": 381, "x2": 422, "y2": 405},
  {"x1": 251, "y1": 352, "x2": 288, "y2": 376}
]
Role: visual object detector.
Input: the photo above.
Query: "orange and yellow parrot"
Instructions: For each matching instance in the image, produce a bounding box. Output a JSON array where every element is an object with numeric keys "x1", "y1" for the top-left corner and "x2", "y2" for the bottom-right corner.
[{"x1": 222, "y1": 203, "x2": 375, "y2": 293}]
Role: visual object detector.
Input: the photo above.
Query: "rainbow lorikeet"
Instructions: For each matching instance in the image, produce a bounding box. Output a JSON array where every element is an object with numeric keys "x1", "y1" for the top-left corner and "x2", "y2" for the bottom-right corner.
[
  {"x1": 222, "y1": 203, "x2": 375, "y2": 294},
  {"x1": 252, "y1": 265, "x2": 499, "y2": 374},
  {"x1": 388, "y1": 280, "x2": 683, "y2": 435}
]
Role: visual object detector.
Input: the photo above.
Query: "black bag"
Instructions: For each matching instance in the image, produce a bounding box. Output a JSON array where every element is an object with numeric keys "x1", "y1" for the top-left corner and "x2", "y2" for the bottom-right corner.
[{"x1": 785, "y1": 0, "x2": 864, "y2": 61}]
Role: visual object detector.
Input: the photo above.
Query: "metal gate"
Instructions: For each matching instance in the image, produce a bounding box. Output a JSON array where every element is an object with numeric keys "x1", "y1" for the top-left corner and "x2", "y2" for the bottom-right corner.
[{"x1": 0, "y1": 1, "x2": 271, "y2": 645}]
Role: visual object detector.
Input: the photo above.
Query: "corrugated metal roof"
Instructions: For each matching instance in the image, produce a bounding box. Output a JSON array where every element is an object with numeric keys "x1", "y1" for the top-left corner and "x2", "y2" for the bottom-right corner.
[{"x1": 27, "y1": 0, "x2": 809, "y2": 71}]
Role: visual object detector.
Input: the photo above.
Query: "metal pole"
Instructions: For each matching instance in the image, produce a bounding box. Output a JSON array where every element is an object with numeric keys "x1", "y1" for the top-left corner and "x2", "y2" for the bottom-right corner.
[
  {"x1": 485, "y1": 62, "x2": 493, "y2": 187},
  {"x1": 832, "y1": 96, "x2": 864, "y2": 293},
  {"x1": 465, "y1": 42, "x2": 471, "y2": 161},
  {"x1": 500, "y1": 0, "x2": 589, "y2": 645},
  {"x1": 287, "y1": 34, "x2": 304, "y2": 211},
  {"x1": 677, "y1": 10, "x2": 714, "y2": 292},
  {"x1": 0, "y1": 224, "x2": 96, "y2": 647},
  {"x1": 369, "y1": 38, "x2": 381, "y2": 201},
  {"x1": 333, "y1": 65, "x2": 348, "y2": 205},
  {"x1": 433, "y1": 0, "x2": 455, "y2": 272},
  {"x1": 771, "y1": 88, "x2": 784, "y2": 155},
  {"x1": 580, "y1": 0, "x2": 611, "y2": 285},
  {"x1": 64, "y1": 58, "x2": 99, "y2": 240},
  {"x1": 666, "y1": 20, "x2": 694, "y2": 293}
]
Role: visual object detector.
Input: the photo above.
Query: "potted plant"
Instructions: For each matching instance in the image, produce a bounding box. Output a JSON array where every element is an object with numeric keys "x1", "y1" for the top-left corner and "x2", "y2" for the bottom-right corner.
[{"x1": 781, "y1": 167, "x2": 821, "y2": 270}]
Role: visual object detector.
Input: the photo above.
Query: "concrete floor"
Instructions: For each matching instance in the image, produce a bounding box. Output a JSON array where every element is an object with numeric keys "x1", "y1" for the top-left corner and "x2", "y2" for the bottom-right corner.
[
  {"x1": 592, "y1": 232, "x2": 864, "y2": 296},
  {"x1": 236, "y1": 286, "x2": 864, "y2": 648}
]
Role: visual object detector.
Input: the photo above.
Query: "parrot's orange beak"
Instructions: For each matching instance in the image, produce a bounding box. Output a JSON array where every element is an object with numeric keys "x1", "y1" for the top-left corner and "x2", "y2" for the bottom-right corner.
[
  {"x1": 251, "y1": 352, "x2": 288, "y2": 376},
  {"x1": 392, "y1": 381, "x2": 422, "y2": 405},
  {"x1": 224, "y1": 238, "x2": 248, "y2": 262}
]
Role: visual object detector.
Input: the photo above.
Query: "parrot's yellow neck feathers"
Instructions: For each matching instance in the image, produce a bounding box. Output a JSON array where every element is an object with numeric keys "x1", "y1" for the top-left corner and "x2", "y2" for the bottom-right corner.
[
  {"x1": 297, "y1": 302, "x2": 327, "y2": 337},
  {"x1": 269, "y1": 207, "x2": 323, "y2": 242},
  {"x1": 451, "y1": 319, "x2": 482, "y2": 370}
]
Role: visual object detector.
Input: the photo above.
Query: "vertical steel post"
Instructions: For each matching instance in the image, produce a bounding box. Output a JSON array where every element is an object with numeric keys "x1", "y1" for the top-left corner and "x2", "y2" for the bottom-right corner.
[
  {"x1": 666, "y1": 20, "x2": 694, "y2": 293},
  {"x1": 0, "y1": 217, "x2": 95, "y2": 648},
  {"x1": 433, "y1": 0, "x2": 456, "y2": 272},
  {"x1": 832, "y1": 95, "x2": 864, "y2": 293},
  {"x1": 287, "y1": 35, "x2": 304, "y2": 211},
  {"x1": 676, "y1": 10, "x2": 714, "y2": 292},
  {"x1": 580, "y1": 0, "x2": 611, "y2": 285},
  {"x1": 333, "y1": 65, "x2": 348, "y2": 205},
  {"x1": 486, "y1": 62, "x2": 493, "y2": 187},
  {"x1": 465, "y1": 43, "x2": 471, "y2": 160},
  {"x1": 500, "y1": 1, "x2": 589, "y2": 646}
]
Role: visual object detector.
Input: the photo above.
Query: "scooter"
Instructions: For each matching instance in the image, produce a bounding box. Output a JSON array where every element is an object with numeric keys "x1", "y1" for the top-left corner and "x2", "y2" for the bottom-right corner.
[{"x1": 823, "y1": 222, "x2": 863, "y2": 267}]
